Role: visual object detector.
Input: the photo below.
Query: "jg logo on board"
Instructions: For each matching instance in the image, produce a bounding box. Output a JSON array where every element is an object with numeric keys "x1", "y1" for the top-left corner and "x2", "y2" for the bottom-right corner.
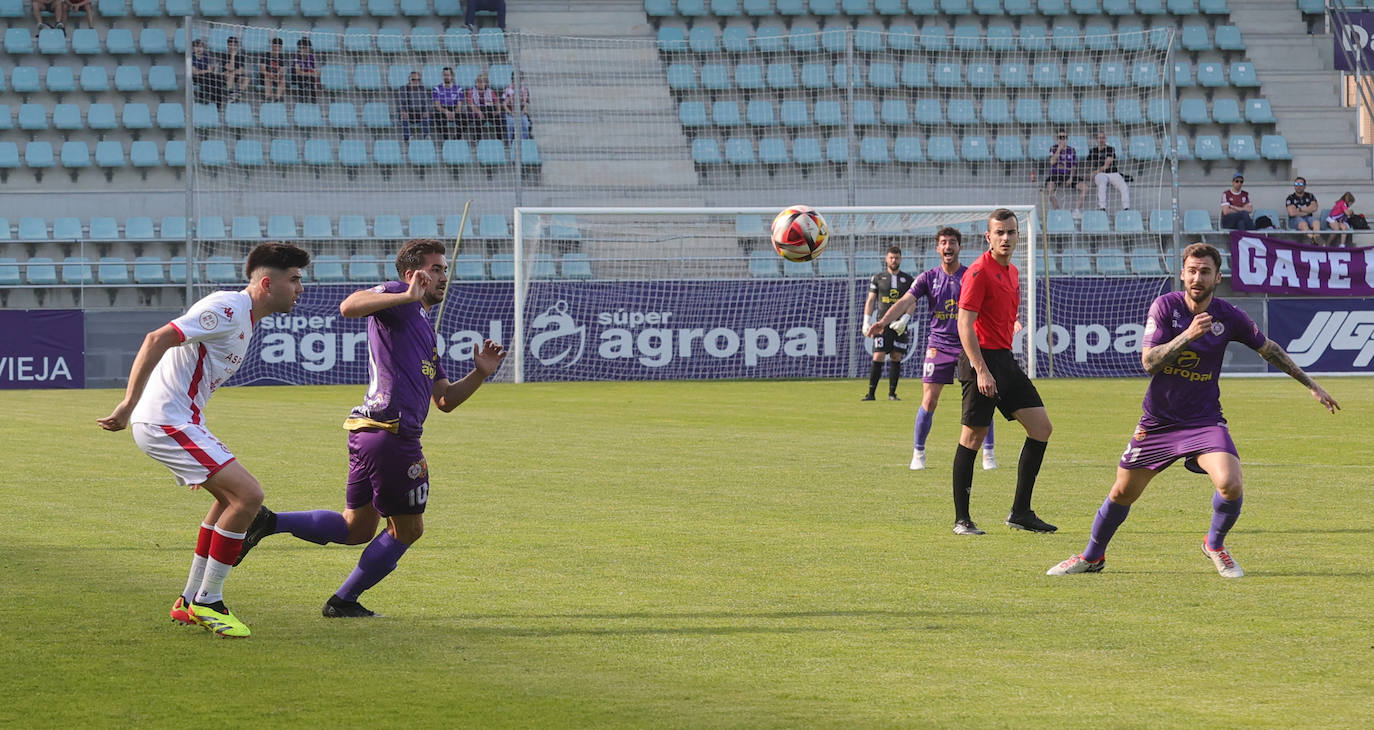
[{"x1": 528, "y1": 300, "x2": 586, "y2": 367}]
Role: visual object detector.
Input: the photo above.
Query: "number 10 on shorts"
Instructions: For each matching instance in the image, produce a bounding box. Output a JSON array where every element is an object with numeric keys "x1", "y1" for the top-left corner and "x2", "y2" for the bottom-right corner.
[{"x1": 407, "y1": 482, "x2": 430, "y2": 507}]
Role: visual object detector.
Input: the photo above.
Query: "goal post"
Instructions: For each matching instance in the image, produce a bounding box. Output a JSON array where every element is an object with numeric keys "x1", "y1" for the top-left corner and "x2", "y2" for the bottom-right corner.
[{"x1": 511, "y1": 205, "x2": 1038, "y2": 384}]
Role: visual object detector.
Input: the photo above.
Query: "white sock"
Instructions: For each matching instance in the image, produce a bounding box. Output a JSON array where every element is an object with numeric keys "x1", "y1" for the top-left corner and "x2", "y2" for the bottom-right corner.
[
  {"x1": 182, "y1": 554, "x2": 208, "y2": 601},
  {"x1": 194, "y1": 525, "x2": 246, "y2": 605}
]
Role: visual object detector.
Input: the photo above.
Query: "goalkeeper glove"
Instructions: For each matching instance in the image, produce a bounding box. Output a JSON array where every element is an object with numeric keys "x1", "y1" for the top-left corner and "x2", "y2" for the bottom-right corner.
[
  {"x1": 862, "y1": 314, "x2": 876, "y2": 336},
  {"x1": 891, "y1": 313, "x2": 912, "y2": 336}
]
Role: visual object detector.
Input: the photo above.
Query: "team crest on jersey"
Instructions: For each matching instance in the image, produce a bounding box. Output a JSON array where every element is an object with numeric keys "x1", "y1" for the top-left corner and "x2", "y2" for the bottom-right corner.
[
  {"x1": 198, "y1": 311, "x2": 220, "y2": 330},
  {"x1": 927, "y1": 348, "x2": 938, "y2": 359},
  {"x1": 222, "y1": 307, "x2": 234, "y2": 319},
  {"x1": 407, "y1": 459, "x2": 428, "y2": 480},
  {"x1": 1210, "y1": 321, "x2": 1225, "y2": 336},
  {"x1": 1132, "y1": 427, "x2": 1146, "y2": 441}
]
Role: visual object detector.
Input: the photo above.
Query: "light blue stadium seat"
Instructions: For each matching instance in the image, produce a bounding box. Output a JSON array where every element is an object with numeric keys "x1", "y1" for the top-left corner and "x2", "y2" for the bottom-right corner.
[
  {"x1": 157, "y1": 216, "x2": 186, "y2": 240},
  {"x1": 61, "y1": 141, "x2": 92, "y2": 174},
  {"x1": 746, "y1": 100, "x2": 777, "y2": 128},
  {"x1": 1229, "y1": 62, "x2": 1259, "y2": 88},
  {"x1": 658, "y1": 26, "x2": 686, "y2": 53},
  {"x1": 24, "y1": 258, "x2": 58, "y2": 285},
  {"x1": 337, "y1": 215, "x2": 368, "y2": 239},
  {"x1": 236, "y1": 139, "x2": 266, "y2": 167},
  {"x1": 488, "y1": 254, "x2": 514, "y2": 281},
  {"x1": 1171, "y1": 61, "x2": 1194, "y2": 88},
  {"x1": 860, "y1": 137, "x2": 889, "y2": 164},
  {"x1": 12, "y1": 67, "x2": 41, "y2": 95},
  {"x1": 766, "y1": 63, "x2": 797, "y2": 91},
  {"x1": 223, "y1": 102, "x2": 254, "y2": 130},
  {"x1": 1172, "y1": 135, "x2": 1192, "y2": 160},
  {"x1": 920, "y1": 25, "x2": 948, "y2": 52},
  {"x1": 912, "y1": 98, "x2": 941, "y2": 126},
  {"x1": 139, "y1": 28, "x2": 171, "y2": 56},
  {"x1": 373, "y1": 214, "x2": 404, "y2": 239},
  {"x1": 790, "y1": 137, "x2": 822, "y2": 165},
  {"x1": 889, "y1": 136, "x2": 920, "y2": 163},
  {"x1": 966, "y1": 62, "x2": 995, "y2": 89},
  {"x1": 133, "y1": 256, "x2": 167, "y2": 284},
  {"x1": 692, "y1": 138, "x2": 722, "y2": 167},
  {"x1": 197, "y1": 216, "x2": 227, "y2": 240},
  {"x1": 443, "y1": 26, "x2": 474, "y2": 53},
  {"x1": 229, "y1": 216, "x2": 260, "y2": 240},
  {"x1": 683, "y1": 100, "x2": 712, "y2": 129},
  {"x1": 748, "y1": 250, "x2": 780, "y2": 278},
  {"x1": 529, "y1": 253, "x2": 558, "y2": 280},
  {"x1": 38, "y1": 27, "x2": 67, "y2": 54},
  {"x1": 42, "y1": 66, "x2": 75, "y2": 95},
  {"x1": 114, "y1": 65, "x2": 145, "y2": 93},
  {"x1": 129, "y1": 140, "x2": 159, "y2": 167},
  {"x1": 1046, "y1": 210, "x2": 1075, "y2": 234},
  {"x1": 407, "y1": 139, "x2": 437, "y2": 168},
  {"x1": 409, "y1": 26, "x2": 440, "y2": 53},
  {"x1": 952, "y1": 24, "x2": 981, "y2": 52},
  {"x1": 1181, "y1": 24, "x2": 1211, "y2": 52},
  {"x1": 1167, "y1": 0, "x2": 1196, "y2": 12},
  {"x1": 86, "y1": 217, "x2": 118, "y2": 240},
  {"x1": 927, "y1": 136, "x2": 957, "y2": 163},
  {"x1": 268, "y1": 0, "x2": 296, "y2": 14},
  {"x1": 1215, "y1": 25, "x2": 1244, "y2": 52},
  {"x1": 1146, "y1": 98, "x2": 1169, "y2": 125},
  {"x1": 994, "y1": 135, "x2": 1025, "y2": 162},
  {"x1": 62, "y1": 257, "x2": 95, "y2": 285},
  {"x1": 735, "y1": 63, "x2": 764, "y2": 91},
  {"x1": 961, "y1": 136, "x2": 991, "y2": 163},
  {"x1": 948, "y1": 99, "x2": 977, "y2": 125},
  {"x1": 26, "y1": 141, "x2": 55, "y2": 170},
  {"x1": 560, "y1": 253, "x2": 592, "y2": 280},
  {"x1": 19, "y1": 218, "x2": 49, "y2": 241},
  {"x1": 0, "y1": 258, "x2": 19, "y2": 287},
  {"x1": 122, "y1": 216, "x2": 152, "y2": 241},
  {"x1": 1148, "y1": 209, "x2": 1173, "y2": 233},
  {"x1": 1047, "y1": 98, "x2": 1077, "y2": 124},
  {"x1": 690, "y1": 25, "x2": 720, "y2": 54},
  {"x1": 264, "y1": 138, "x2": 296, "y2": 167},
  {"x1": 476, "y1": 140, "x2": 506, "y2": 166},
  {"x1": 1130, "y1": 244, "x2": 1166, "y2": 275},
  {"x1": 476, "y1": 27, "x2": 506, "y2": 54},
  {"x1": 327, "y1": 102, "x2": 358, "y2": 130},
  {"x1": 197, "y1": 139, "x2": 228, "y2": 169},
  {"x1": 71, "y1": 28, "x2": 101, "y2": 55},
  {"x1": 453, "y1": 254, "x2": 485, "y2": 281},
  {"x1": 1081, "y1": 98, "x2": 1110, "y2": 125},
  {"x1": 301, "y1": 215, "x2": 332, "y2": 238},
  {"x1": 4, "y1": 28, "x2": 34, "y2": 55},
  {"x1": 1212, "y1": 98, "x2": 1243, "y2": 125},
  {"x1": 404, "y1": 214, "x2": 437, "y2": 238},
  {"x1": 96, "y1": 257, "x2": 130, "y2": 285},
  {"x1": 50, "y1": 217, "x2": 81, "y2": 242},
  {"x1": 96, "y1": 0, "x2": 128, "y2": 18},
  {"x1": 1114, "y1": 98, "x2": 1144, "y2": 125},
  {"x1": 442, "y1": 213, "x2": 476, "y2": 241},
  {"x1": 368, "y1": 0, "x2": 396, "y2": 16},
  {"x1": 51, "y1": 104, "x2": 80, "y2": 132},
  {"x1": 80, "y1": 66, "x2": 109, "y2": 93},
  {"x1": 1128, "y1": 135, "x2": 1158, "y2": 161},
  {"x1": 1229, "y1": 135, "x2": 1259, "y2": 161},
  {"x1": 1194, "y1": 135, "x2": 1225, "y2": 161},
  {"x1": 442, "y1": 139, "x2": 472, "y2": 166},
  {"x1": 337, "y1": 139, "x2": 367, "y2": 167},
  {"x1": 1245, "y1": 99, "x2": 1276, "y2": 125},
  {"x1": 344, "y1": 26, "x2": 374, "y2": 53},
  {"x1": 720, "y1": 26, "x2": 751, "y2": 53},
  {"x1": 1032, "y1": 63, "x2": 1061, "y2": 88},
  {"x1": 293, "y1": 103, "x2": 323, "y2": 129},
  {"x1": 1133, "y1": 61, "x2": 1160, "y2": 89},
  {"x1": 981, "y1": 98, "x2": 1011, "y2": 125},
  {"x1": 881, "y1": 99, "x2": 912, "y2": 126},
  {"x1": 1013, "y1": 97, "x2": 1043, "y2": 125},
  {"x1": 725, "y1": 137, "x2": 755, "y2": 165},
  {"x1": 1196, "y1": 62, "x2": 1226, "y2": 88},
  {"x1": 362, "y1": 102, "x2": 391, "y2": 129},
  {"x1": 933, "y1": 63, "x2": 961, "y2": 88},
  {"x1": 1261, "y1": 134, "x2": 1292, "y2": 160},
  {"x1": 479, "y1": 214, "x2": 510, "y2": 241},
  {"x1": 1097, "y1": 247, "x2": 1128, "y2": 275},
  {"x1": 1180, "y1": 98, "x2": 1210, "y2": 125},
  {"x1": 1183, "y1": 209, "x2": 1213, "y2": 232}
]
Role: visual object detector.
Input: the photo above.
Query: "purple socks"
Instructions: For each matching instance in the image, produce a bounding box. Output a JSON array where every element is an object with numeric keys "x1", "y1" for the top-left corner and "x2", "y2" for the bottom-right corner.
[
  {"x1": 1207, "y1": 493, "x2": 1243, "y2": 551},
  {"x1": 1082, "y1": 498, "x2": 1131, "y2": 562},
  {"x1": 913, "y1": 408, "x2": 934, "y2": 449},
  {"x1": 336, "y1": 530, "x2": 409, "y2": 602},
  {"x1": 276, "y1": 510, "x2": 350, "y2": 545},
  {"x1": 983, "y1": 422, "x2": 994, "y2": 449}
]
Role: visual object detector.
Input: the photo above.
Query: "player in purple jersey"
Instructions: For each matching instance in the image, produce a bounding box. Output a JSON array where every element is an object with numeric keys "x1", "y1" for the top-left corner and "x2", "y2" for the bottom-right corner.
[
  {"x1": 1048, "y1": 243, "x2": 1339, "y2": 578},
  {"x1": 868, "y1": 227, "x2": 996, "y2": 472},
  {"x1": 236, "y1": 239, "x2": 507, "y2": 616}
]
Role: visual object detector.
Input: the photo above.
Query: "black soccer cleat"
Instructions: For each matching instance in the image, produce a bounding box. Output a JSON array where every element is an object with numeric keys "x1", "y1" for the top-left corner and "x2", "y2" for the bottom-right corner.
[
  {"x1": 234, "y1": 505, "x2": 278, "y2": 566},
  {"x1": 1005, "y1": 511, "x2": 1058, "y2": 533},
  {"x1": 861, "y1": 393, "x2": 876, "y2": 401},
  {"x1": 888, "y1": 393, "x2": 901, "y2": 401},
  {"x1": 323, "y1": 594, "x2": 377, "y2": 618}
]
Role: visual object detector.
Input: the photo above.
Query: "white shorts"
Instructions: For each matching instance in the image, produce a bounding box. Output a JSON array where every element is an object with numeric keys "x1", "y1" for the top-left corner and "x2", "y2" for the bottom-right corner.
[{"x1": 131, "y1": 422, "x2": 236, "y2": 487}]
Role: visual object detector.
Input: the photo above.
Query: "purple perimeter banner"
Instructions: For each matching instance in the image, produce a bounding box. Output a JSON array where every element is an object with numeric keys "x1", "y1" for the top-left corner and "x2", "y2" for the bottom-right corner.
[
  {"x1": 1267, "y1": 297, "x2": 1374, "y2": 373},
  {"x1": 230, "y1": 277, "x2": 1171, "y2": 385},
  {"x1": 1229, "y1": 231, "x2": 1374, "y2": 296},
  {"x1": 1333, "y1": 12, "x2": 1374, "y2": 72},
  {"x1": 0, "y1": 309, "x2": 85, "y2": 389}
]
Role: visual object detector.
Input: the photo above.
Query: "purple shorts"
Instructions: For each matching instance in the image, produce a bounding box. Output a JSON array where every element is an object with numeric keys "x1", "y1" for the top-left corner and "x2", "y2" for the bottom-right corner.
[
  {"x1": 922, "y1": 345, "x2": 960, "y2": 384},
  {"x1": 1118, "y1": 421, "x2": 1238, "y2": 472},
  {"x1": 346, "y1": 428, "x2": 431, "y2": 516}
]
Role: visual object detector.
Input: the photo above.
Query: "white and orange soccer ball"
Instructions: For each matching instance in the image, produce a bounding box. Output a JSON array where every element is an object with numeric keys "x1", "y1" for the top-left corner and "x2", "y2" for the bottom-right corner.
[{"x1": 770, "y1": 205, "x2": 829, "y2": 262}]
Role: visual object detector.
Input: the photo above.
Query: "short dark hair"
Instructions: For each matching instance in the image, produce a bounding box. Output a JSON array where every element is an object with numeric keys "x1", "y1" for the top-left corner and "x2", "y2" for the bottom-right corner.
[
  {"x1": 1182, "y1": 242, "x2": 1221, "y2": 270},
  {"x1": 297, "y1": 38, "x2": 311, "y2": 48},
  {"x1": 935, "y1": 226, "x2": 962, "y2": 244},
  {"x1": 886, "y1": 245, "x2": 902, "y2": 255},
  {"x1": 270, "y1": 37, "x2": 283, "y2": 46},
  {"x1": 244, "y1": 242, "x2": 311, "y2": 280},
  {"x1": 987, "y1": 208, "x2": 1018, "y2": 229},
  {"x1": 395, "y1": 238, "x2": 447, "y2": 278},
  {"x1": 1294, "y1": 176, "x2": 1306, "y2": 185}
]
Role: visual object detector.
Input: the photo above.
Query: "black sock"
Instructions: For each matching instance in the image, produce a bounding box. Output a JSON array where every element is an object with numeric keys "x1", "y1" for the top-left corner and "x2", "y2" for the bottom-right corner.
[
  {"x1": 953, "y1": 444, "x2": 977, "y2": 523},
  {"x1": 867, "y1": 361, "x2": 883, "y2": 395},
  {"x1": 888, "y1": 360, "x2": 902, "y2": 394},
  {"x1": 1012, "y1": 437, "x2": 1049, "y2": 515}
]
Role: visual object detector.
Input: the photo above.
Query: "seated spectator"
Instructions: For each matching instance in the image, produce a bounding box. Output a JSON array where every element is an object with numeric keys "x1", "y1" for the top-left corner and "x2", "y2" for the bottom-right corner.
[
  {"x1": 289, "y1": 38, "x2": 320, "y2": 103},
  {"x1": 1078, "y1": 130, "x2": 1130, "y2": 213},
  {"x1": 1220, "y1": 173, "x2": 1254, "y2": 231},
  {"x1": 1326, "y1": 191, "x2": 1355, "y2": 246},
  {"x1": 221, "y1": 36, "x2": 249, "y2": 102},
  {"x1": 32, "y1": 0, "x2": 65, "y2": 33},
  {"x1": 1285, "y1": 177, "x2": 1320, "y2": 242},
  {"x1": 433, "y1": 66, "x2": 465, "y2": 140},
  {"x1": 465, "y1": 0, "x2": 506, "y2": 31},
  {"x1": 65, "y1": 0, "x2": 99, "y2": 28},
  {"x1": 502, "y1": 82, "x2": 531, "y2": 142},
  {"x1": 1044, "y1": 131, "x2": 1076, "y2": 210},
  {"x1": 190, "y1": 39, "x2": 225, "y2": 107},
  {"x1": 258, "y1": 37, "x2": 287, "y2": 102},
  {"x1": 466, "y1": 73, "x2": 501, "y2": 140},
  {"x1": 395, "y1": 69, "x2": 432, "y2": 142}
]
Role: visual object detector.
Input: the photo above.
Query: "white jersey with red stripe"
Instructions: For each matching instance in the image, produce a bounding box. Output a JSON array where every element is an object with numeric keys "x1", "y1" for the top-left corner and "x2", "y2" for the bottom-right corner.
[{"x1": 131, "y1": 289, "x2": 255, "y2": 427}]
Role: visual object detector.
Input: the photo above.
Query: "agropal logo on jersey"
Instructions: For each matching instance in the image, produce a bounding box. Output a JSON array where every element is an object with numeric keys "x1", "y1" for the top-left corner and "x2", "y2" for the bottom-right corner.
[
  {"x1": 1285, "y1": 310, "x2": 1374, "y2": 368},
  {"x1": 528, "y1": 301, "x2": 586, "y2": 367}
]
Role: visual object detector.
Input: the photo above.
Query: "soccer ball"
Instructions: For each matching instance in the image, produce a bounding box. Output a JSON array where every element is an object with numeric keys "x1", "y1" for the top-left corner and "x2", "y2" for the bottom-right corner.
[{"x1": 770, "y1": 205, "x2": 829, "y2": 262}]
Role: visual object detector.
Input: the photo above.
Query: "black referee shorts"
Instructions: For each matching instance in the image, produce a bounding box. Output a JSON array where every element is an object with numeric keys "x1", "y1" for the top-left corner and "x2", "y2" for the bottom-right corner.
[{"x1": 958, "y1": 348, "x2": 1044, "y2": 428}]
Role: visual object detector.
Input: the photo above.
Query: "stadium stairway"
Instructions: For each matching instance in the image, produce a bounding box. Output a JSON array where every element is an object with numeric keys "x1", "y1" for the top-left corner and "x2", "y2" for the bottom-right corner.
[
  {"x1": 508, "y1": 1, "x2": 699, "y2": 192},
  {"x1": 1228, "y1": 0, "x2": 1371, "y2": 183}
]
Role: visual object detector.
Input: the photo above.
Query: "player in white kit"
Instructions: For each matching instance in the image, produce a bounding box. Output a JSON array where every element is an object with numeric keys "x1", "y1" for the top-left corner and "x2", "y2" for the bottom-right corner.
[{"x1": 98, "y1": 242, "x2": 310, "y2": 638}]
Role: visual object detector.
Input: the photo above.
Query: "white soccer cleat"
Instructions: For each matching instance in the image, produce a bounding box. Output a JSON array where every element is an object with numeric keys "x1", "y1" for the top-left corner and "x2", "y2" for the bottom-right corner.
[
  {"x1": 981, "y1": 449, "x2": 998, "y2": 470},
  {"x1": 909, "y1": 448, "x2": 926, "y2": 470},
  {"x1": 1202, "y1": 541, "x2": 1244, "y2": 578},
  {"x1": 1046, "y1": 554, "x2": 1105, "y2": 575}
]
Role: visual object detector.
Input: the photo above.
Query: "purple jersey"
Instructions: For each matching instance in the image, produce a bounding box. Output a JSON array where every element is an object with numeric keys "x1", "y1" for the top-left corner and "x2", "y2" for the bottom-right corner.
[
  {"x1": 1139, "y1": 291, "x2": 1266, "y2": 428},
  {"x1": 344, "y1": 281, "x2": 448, "y2": 439},
  {"x1": 907, "y1": 265, "x2": 966, "y2": 351},
  {"x1": 433, "y1": 83, "x2": 463, "y2": 108}
]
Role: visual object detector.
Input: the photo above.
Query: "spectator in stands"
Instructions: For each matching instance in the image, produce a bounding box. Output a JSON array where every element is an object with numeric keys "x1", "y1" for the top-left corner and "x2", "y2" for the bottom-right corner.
[
  {"x1": 65, "y1": 0, "x2": 99, "y2": 28},
  {"x1": 289, "y1": 38, "x2": 320, "y2": 103},
  {"x1": 1326, "y1": 191, "x2": 1355, "y2": 246},
  {"x1": 502, "y1": 82, "x2": 531, "y2": 142},
  {"x1": 1285, "y1": 177, "x2": 1320, "y2": 242},
  {"x1": 258, "y1": 37, "x2": 287, "y2": 102},
  {"x1": 1220, "y1": 173, "x2": 1254, "y2": 231},
  {"x1": 395, "y1": 69, "x2": 432, "y2": 142},
  {"x1": 465, "y1": 0, "x2": 506, "y2": 32},
  {"x1": 1044, "y1": 132, "x2": 1076, "y2": 211},
  {"x1": 466, "y1": 73, "x2": 501, "y2": 140},
  {"x1": 221, "y1": 36, "x2": 248, "y2": 102},
  {"x1": 1079, "y1": 130, "x2": 1130, "y2": 213},
  {"x1": 32, "y1": 0, "x2": 65, "y2": 33},
  {"x1": 190, "y1": 39, "x2": 225, "y2": 107},
  {"x1": 433, "y1": 66, "x2": 465, "y2": 140}
]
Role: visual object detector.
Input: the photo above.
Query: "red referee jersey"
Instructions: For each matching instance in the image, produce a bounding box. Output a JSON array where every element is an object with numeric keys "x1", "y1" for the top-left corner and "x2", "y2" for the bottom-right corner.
[{"x1": 958, "y1": 250, "x2": 1019, "y2": 350}]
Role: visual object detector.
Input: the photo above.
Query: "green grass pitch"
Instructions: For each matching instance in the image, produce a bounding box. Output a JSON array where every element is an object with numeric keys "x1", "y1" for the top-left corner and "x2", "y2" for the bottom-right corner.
[{"x1": 2, "y1": 377, "x2": 1372, "y2": 728}]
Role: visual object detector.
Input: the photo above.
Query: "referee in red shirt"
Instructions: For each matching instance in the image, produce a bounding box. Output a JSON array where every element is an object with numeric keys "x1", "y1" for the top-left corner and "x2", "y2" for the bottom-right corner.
[{"x1": 951, "y1": 209, "x2": 1056, "y2": 535}]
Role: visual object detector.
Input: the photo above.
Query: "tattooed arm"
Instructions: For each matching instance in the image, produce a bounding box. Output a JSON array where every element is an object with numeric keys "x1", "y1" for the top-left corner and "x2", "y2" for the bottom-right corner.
[
  {"x1": 1141, "y1": 312, "x2": 1213, "y2": 375},
  {"x1": 1256, "y1": 339, "x2": 1341, "y2": 413}
]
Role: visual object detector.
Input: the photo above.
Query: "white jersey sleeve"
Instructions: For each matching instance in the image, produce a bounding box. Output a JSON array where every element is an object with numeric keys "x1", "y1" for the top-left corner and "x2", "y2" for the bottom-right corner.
[{"x1": 131, "y1": 290, "x2": 255, "y2": 427}]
